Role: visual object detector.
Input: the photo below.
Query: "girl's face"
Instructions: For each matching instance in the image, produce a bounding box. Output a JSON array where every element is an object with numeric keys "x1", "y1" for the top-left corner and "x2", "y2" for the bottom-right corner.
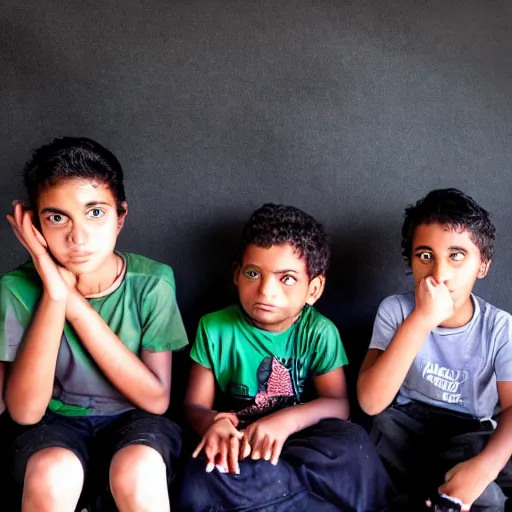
[{"x1": 36, "y1": 178, "x2": 127, "y2": 276}]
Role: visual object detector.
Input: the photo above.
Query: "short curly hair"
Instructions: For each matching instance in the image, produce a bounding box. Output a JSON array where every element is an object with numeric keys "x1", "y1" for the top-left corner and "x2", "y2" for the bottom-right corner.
[
  {"x1": 239, "y1": 204, "x2": 330, "y2": 278},
  {"x1": 23, "y1": 137, "x2": 126, "y2": 214},
  {"x1": 401, "y1": 188, "x2": 495, "y2": 265}
]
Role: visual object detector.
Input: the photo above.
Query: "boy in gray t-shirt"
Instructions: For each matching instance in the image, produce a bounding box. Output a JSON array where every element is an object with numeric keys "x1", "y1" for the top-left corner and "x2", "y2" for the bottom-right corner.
[{"x1": 358, "y1": 189, "x2": 512, "y2": 512}]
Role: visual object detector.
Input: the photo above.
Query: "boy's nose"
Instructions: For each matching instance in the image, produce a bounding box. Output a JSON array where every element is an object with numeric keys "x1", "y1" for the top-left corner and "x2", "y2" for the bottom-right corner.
[
  {"x1": 431, "y1": 260, "x2": 452, "y2": 284},
  {"x1": 68, "y1": 223, "x2": 88, "y2": 245},
  {"x1": 258, "y1": 276, "x2": 278, "y2": 298}
]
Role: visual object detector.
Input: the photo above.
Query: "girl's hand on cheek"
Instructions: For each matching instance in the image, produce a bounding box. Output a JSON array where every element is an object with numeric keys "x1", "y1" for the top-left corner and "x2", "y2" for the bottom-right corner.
[{"x1": 7, "y1": 201, "x2": 69, "y2": 302}]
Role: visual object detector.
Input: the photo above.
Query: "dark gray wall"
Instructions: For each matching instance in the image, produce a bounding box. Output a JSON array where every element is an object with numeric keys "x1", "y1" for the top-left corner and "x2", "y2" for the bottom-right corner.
[{"x1": 2, "y1": 0, "x2": 512, "y2": 380}]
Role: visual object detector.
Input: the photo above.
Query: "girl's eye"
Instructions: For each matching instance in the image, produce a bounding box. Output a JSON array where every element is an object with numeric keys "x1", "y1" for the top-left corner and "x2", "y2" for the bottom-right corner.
[
  {"x1": 282, "y1": 275, "x2": 296, "y2": 285},
  {"x1": 417, "y1": 252, "x2": 432, "y2": 262},
  {"x1": 245, "y1": 270, "x2": 259, "y2": 279},
  {"x1": 48, "y1": 214, "x2": 65, "y2": 224},
  {"x1": 451, "y1": 252, "x2": 465, "y2": 261},
  {"x1": 88, "y1": 208, "x2": 105, "y2": 218}
]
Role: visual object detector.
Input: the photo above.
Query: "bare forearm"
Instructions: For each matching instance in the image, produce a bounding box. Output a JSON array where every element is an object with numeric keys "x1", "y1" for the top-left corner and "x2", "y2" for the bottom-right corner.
[
  {"x1": 358, "y1": 312, "x2": 432, "y2": 415},
  {"x1": 185, "y1": 404, "x2": 218, "y2": 436},
  {"x1": 67, "y1": 295, "x2": 169, "y2": 413},
  {"x1": 278, "y1": 397, "x2": 350, "y2": 434},
  {"x1": 6, "y1": 293, "x2": 65, "y2": 424},
  {"x1": 476, "y1": 408, "x2": 512, "y2": 479}
]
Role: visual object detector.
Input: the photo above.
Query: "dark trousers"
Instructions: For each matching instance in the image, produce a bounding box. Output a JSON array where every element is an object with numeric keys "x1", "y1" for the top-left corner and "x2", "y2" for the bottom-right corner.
[
  {"x1": 175, "y1": 418, "x2": 394, "y2": 512},
  {"x1": 371, "y1": 401, "x2": 512, "y2": 512}
]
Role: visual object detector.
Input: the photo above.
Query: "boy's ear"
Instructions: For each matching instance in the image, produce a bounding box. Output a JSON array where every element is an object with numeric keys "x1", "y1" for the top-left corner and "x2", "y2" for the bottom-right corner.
[
  {"x1": 233, "y1": 262, "x2": 240, "y2": 286},
  {"x1": 117, "y1": 202, "x2": 128, "y2": 233},
  {"x1": 477, "y1": 259, "x2": 491, "y2": 279},
  {"x1": 306, "y1": 274, "x2": 325, "y2": 306}
]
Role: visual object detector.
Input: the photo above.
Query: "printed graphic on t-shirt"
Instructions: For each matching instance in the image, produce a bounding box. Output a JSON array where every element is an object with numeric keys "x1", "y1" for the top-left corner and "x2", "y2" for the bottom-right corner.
[
  {"x1": 236, "y1": 356, "x2": 301, "y2": 420},
  {"x1": 418, "y1": 360, "x2": 469, "y2": 406}
]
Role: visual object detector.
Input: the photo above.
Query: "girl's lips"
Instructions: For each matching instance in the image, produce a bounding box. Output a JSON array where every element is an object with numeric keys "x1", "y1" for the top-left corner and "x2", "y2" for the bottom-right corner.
[{"x1": 68, "y1": 252, "x2": 93, "y2": 262}]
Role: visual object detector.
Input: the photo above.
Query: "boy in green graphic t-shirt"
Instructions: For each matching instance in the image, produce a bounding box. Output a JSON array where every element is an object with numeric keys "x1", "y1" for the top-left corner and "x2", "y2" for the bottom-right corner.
[
  {"x1": 0, "y1": 138, "x2": 187, "y2": 512},
  {"x1": 177, "y1": 204, "x2": 393, "y2": 512}
]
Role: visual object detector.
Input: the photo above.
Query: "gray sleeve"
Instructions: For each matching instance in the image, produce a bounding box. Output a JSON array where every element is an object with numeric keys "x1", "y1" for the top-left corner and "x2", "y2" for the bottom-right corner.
[
  {"x1": 369, "y1": 295, "x2": 404, "y2": 351},
  {"x1": 493, "y1": 312, "x2": 512, "y2": 382}
]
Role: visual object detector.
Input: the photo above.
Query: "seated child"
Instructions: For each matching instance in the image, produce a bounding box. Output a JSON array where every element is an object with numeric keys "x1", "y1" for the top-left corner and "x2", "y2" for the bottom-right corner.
[
  {"x1": 177, "y1": 204, "x2": 393, "y2": 512},
  {"x1": 358, "y1": 188, "x2": 512, "y2": 511},
  {"x1": 0, "y1": 137, "x2": 188, "y2": 512}
]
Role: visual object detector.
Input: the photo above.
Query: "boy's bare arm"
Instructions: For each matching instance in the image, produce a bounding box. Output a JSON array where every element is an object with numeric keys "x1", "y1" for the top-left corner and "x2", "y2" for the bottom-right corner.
[
  {"x1": 6, "y1": 294, "x2": 66, "y2": 424},
  {"x1": 5, "y1": 203, "x2": 71, "y2": 424},
  {"x1": 184, "y1": 363, "x2": 218, "y2": 435},
  {"x1": 357, "y1": 313, "x2": 432, "y2": 415},
  {"x1": 185, "y1": 363, "x2": 243, "y2": 473},
  {"x1": 357, "y1": 276, "x2": 454, "y2": 416},
  {"x1": 283, "y1": 366, "x2": 349, "y2": 429},
  {"x1": 437, "y1": 381, "x2": 512, "y2": 508},
  {"x1": 184, "y1": 363, "x2": 240, "y2": 438},
  {"x1": 477, "y1": 382, "x2": 512, "y2": 476},
  {"x1": 64, "y1": 291, "x2": 171, "y2": 414}
]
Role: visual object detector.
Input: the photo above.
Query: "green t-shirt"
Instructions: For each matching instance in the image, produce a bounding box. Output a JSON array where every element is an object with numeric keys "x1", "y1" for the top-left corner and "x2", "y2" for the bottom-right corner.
[
  {"x1": 191, "y1": 304, "x2": 348, "y2": 422},
  {"x1": 0, "y1": 252, "x2": 188, "y2": 416}
]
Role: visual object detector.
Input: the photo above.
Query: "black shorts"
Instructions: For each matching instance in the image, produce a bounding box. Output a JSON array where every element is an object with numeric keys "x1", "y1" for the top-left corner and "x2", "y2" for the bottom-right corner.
[{"x1": 12, "y1": 409, "x2": 182, "y2": 486}]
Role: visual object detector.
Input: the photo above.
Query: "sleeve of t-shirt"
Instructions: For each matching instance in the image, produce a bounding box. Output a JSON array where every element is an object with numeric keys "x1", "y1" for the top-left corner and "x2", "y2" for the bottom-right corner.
[
  {"x1": 369, "y1": 295, "x2": 404, "y2": 351},
  {"x1": 309, "y1": 321, "x2": 349, "y2": 376},
  {"x1": 140, "y1": 270, "x2": 188, "y2": 352},
  {"x1": 493, "y1": 311, "x2": 512, "y2": 382},
  {"x1": 0, "y1": 277, "x2": 33, "y2": 362},
  {"x1": 190, "y1": 318, "x2": 214, "y2": 370}
]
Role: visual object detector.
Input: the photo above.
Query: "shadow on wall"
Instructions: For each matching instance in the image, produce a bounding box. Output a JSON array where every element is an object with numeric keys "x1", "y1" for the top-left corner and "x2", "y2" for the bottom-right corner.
[
  {"x1": 169, "y1": 219, "x2": 241, "y2": 414},
  {"x1": 321, "y1": 223, "x2": 410, "y2": 421}
]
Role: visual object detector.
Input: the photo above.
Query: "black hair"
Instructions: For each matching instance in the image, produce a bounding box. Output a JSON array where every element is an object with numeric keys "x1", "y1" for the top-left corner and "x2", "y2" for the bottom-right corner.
[
  {"x1": 401, "y1": 188, "x2": 495, "y2": 264},
  {"x1": 239, "y1": 203, "x2": 330, "y2": 278},
  {"x1": 23, "y1": 137, "x2": 126, "y2": 214}
]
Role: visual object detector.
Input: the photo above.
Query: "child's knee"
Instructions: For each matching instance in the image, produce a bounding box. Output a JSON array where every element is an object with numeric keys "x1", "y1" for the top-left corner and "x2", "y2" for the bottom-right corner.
[
  {"x1": 24, "y1": 447, "x2": 83, "y2": 500},
  {"x1": 110, "y1": 444, "x2": 167, "y2": 502}
]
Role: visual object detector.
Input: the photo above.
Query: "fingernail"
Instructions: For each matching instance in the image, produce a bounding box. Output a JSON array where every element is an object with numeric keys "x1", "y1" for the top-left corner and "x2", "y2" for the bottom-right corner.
[
  {"x1": 12, "y1": 200, "x2": 19, "y2": 207},
  {"x1": 215, "y1": 465, "x2": 227, "y2": 474},
  {"x1": 205, "y1": 462, "x2": 215, "y2": 473},
  {"x1": 271, "y1": 459, "x2": 278, "y2": 466}
]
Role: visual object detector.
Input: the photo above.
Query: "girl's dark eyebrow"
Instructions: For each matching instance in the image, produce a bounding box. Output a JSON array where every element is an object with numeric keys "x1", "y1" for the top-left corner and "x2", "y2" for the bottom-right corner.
[
  {"x1": 40, "y1": 207, "x2": 68, "y2": 215},
  {"x1": 85, "y1": 201, "x2": 111, "y2": 208},
  {"x1": 413, "y1": 245, "x2": 432, "y2": 252}
]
